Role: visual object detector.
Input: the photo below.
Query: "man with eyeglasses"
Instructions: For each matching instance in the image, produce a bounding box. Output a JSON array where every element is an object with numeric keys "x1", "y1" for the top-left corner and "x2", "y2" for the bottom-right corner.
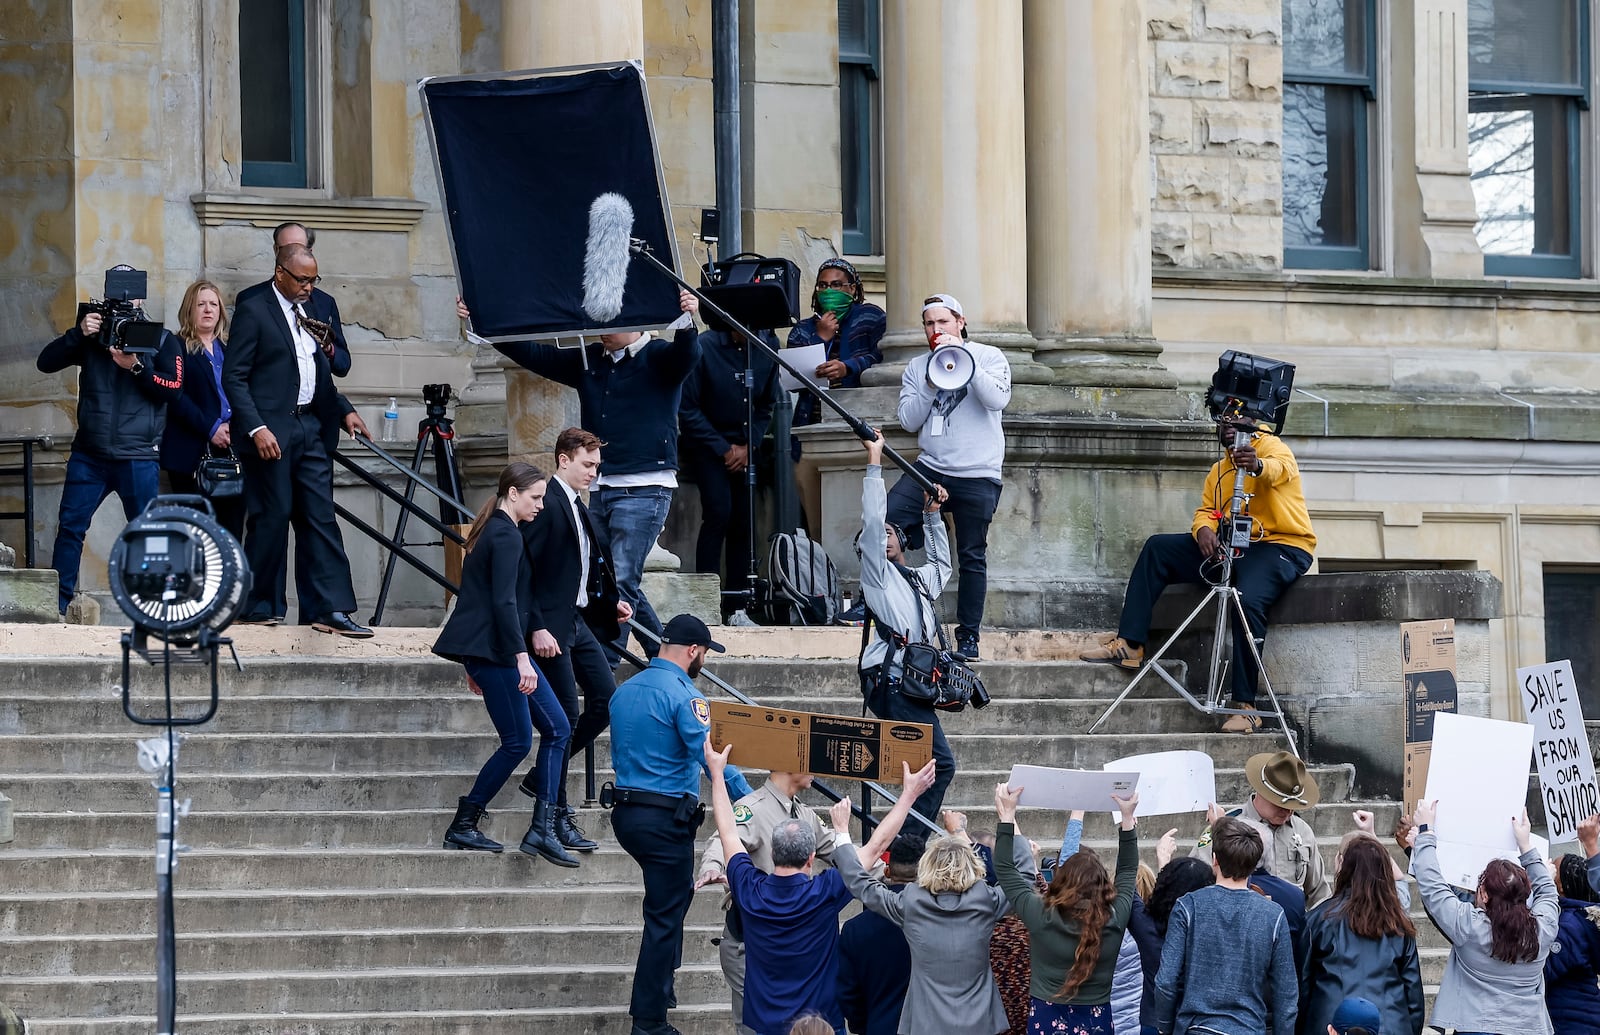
[
  {"x1": 222, "y1": 243, "x2": 371, "y2": 636},
  {"x1": 882, "y1": 294, "x2": 1011, "y2": 662},
  {"x1": 236, "y1": 223, "x2": 370, "y2": 628}
]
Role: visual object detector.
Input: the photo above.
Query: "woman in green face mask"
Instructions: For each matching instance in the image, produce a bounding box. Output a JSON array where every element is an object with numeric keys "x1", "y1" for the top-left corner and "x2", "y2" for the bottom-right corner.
[{"x1": 786, "y1": 258, "x2": 888, "y2": 532}]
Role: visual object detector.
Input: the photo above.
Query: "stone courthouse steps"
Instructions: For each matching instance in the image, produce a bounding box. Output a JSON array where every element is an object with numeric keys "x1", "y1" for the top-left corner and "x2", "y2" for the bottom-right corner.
[{"x1": 0, "y1": 635, "x2": 1459, "y2": 1032}]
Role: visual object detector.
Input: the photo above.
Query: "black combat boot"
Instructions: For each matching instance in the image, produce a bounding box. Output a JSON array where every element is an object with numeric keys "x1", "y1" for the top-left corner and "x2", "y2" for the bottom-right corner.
[
  {"x1": 520, "y1": 800, "x2": 580, "y2": 868},
  {"x1": 556, "y1": 803, "x2": 599, "y2": 852},
  {"x1": 442, "y1": 797, "x2": 503, "y2": 852}
]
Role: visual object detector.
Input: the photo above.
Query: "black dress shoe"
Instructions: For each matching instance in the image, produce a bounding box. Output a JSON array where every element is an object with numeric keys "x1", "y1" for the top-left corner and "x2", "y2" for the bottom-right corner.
[
  {"x1": 237, "y1": 614, "x2": 283, "y2": 626},
  {"x1": 312, "y1": 612, "x2": 374, "y2": 638},
  {"x1": 628, "y1": 1022, "x2": 682, "y2": 1035}
]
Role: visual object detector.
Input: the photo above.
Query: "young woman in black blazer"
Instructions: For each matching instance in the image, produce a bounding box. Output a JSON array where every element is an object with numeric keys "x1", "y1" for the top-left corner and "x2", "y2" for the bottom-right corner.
[{"x1": 433, "y1": 462, "x2": 576, "y2": 865}]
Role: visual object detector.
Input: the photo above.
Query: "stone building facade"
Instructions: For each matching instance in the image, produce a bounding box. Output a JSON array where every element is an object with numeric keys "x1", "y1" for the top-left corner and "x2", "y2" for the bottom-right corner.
[{"x1": 2, "y1": 0, "x2": 1597, "y2": 716}]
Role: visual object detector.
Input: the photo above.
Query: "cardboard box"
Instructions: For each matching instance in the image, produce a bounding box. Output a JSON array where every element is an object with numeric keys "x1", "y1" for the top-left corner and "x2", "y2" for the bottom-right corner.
[
  {"x1": 1402, "y1": 618, "x2": 1458, "y2": 814},
  {"x1": 709, "y1": 700, "x2": 933, "y2": 783}
]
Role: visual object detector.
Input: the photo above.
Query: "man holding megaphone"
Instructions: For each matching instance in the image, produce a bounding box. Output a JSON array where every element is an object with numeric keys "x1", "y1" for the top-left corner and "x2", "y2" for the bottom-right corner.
[{"x1": 883, "y1": 294, "x2": 1012, "y2": 661}]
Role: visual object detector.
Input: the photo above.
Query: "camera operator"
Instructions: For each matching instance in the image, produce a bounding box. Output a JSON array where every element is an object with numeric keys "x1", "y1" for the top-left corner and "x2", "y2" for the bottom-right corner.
[
  {"x1": 37, "y1": 293, "x2": 184, "y2": 616},
  {"x1": 1081, "y1": 416, "x2": 1316, "y2": 732}
]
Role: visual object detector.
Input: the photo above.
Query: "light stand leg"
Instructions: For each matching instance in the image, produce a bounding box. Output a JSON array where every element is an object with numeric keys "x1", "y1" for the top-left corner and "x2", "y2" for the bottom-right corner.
[
  {"x1": 1226, "y1": 589, "x2": 1299, "y2": 757},
  {"x1": 1204, "y1": 588, "x2": 1234, "y2": 708},
  {"x1": 155, "y1": 783, "x2": 177, "y2": 1033},
  {"x1": 1087, "y1": 587, "x2": 1227, "y2": 734}
]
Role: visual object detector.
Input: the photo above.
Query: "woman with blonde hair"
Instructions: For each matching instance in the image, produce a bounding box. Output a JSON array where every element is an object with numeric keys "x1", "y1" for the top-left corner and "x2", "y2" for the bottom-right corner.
[
  {"x1": 832, "y1": 800, "x2": 1039, "y2": 1033},
  {"x1": 160, "y1": 279, "x2": 243, "y2": 534},
  {"x1": 997, "y1": 785, "x2": 1141, "y2": 1035}
]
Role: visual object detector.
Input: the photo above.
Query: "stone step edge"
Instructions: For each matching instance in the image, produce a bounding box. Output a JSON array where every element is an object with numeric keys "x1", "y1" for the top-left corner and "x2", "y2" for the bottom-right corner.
[
  {"x1": 24, "y1": 1003, "x2": 731, "y2": 1027},
  {"x1": 0, "y1": 961, "x2": 721, "y2": 984},
  {"x1": 4, "y1": 922, "x2": 723, "y2": 944}
]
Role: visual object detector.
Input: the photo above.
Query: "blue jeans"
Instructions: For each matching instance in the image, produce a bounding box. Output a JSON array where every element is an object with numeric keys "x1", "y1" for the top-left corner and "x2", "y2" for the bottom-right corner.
[
  {"x1": 463, "y1": 660, "x2": 571, "y2": 806},
  {"x1": 591, "y1": 484, "x2": 672, "y2": 663},
  {"x1": 51, "y1": 451, "x2": 159, "y2": 613},
  {"x1": 885, "y1": 461, "x2": 1003, "y2": 643}
]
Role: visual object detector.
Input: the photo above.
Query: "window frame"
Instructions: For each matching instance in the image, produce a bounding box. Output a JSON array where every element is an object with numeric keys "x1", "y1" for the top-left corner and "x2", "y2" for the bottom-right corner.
[
  {"x1": 839, "y1": 0, "x2": 881, "y2": 255},
  {"x1": 1466, "y1": 0, "x2": 1590, "y2": 279},
  {"x1": 240, "y1": 0, "x2": 317, "y2": 191},
  {"x1": 1282, "y1": 0, "x2": 1380, "y2": 271}
]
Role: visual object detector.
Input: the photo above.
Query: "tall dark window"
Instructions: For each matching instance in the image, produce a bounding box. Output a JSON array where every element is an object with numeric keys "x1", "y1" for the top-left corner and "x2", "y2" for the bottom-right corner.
[
  {"x1": 1543, "y1": 569, "x2": 1600, "y2": 716},
  {"x1": 838, "y1": 0, "x2": 880, "y2": 254},
  {"x1": 1282, "y1": 0, "x2": 1377, "y2": 269},
  {"x1": 1467, "y1": 0, "x2": 1587, "y2": 277},
  {"x1": 240, "y1": 0, "x2": 310, "y2": 189}
]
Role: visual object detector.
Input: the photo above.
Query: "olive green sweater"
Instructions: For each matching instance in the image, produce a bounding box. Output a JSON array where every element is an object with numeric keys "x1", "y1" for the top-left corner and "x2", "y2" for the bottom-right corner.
[{"x1": 996, "y1": 822, "x2": 1138, "y2": 1004}]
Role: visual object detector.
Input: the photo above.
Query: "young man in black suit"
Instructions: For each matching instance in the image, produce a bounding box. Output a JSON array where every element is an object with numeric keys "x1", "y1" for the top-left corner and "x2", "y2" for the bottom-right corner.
[
  {"x1": 222, "y1": 244, "x2": 370, "y2": 636},
  {"x1": 518, "y1": 427, "x2": 633, "y2": 852}
]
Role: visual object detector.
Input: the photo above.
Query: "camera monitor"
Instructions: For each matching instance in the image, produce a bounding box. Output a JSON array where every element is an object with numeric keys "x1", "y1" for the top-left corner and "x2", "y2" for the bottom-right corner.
[
  {"x1": 1206, "y1": 350, "x2": 1295, "y2": 434},
  {"x1": 104, "y1": 265, "x2": 148, "y2": 302}
]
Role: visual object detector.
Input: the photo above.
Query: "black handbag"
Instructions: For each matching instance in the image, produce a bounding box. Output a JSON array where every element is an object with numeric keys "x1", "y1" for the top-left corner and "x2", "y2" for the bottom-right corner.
[
  {"x1": 887, "y1": 572, "x2": 990, "y2": 712},
  {"x1": 195, "y1": 447, "x2": 244, "y2": 498}
]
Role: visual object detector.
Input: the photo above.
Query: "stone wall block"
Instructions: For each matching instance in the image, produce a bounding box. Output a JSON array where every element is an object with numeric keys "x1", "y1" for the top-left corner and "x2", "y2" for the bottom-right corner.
[
  {"x1": 1147, "y1": 0, "x2": 1196, "y2": 39},
  {"x1": 1198, "y1": 0, "x2": 1281, "y2": 41},
  {"x1": 1195, "y1": 99, "x2": 1280, "y2": 158},
  {"x1": 0, "y1": 43, "x2": 74, "y2": 159},
  {"x1": 1229, "y1": 157, "x2": 1280, "y2": 215},
  {"x1": 1230, "y1": 42, "x2": 1281, "y2": 100},
  {"x1": 1150, "y1": 97, "x2": 1195, "y2": 152},
  {"x1": 1191, "y1": 212, "x2": 1280, "y2": 270},
  {"x1": 1153, "y1": 40, "x2": 1230, "y2": 98},
  {"x1": 1155, "y1": 154, "x2": 1229, "y2": 211},
  {"x1": 1151, "y1": 212, "x2": 1193, "y2": 268},
  {"x1": 644, "y1": 0, "x2": 711, "y2": 78}
]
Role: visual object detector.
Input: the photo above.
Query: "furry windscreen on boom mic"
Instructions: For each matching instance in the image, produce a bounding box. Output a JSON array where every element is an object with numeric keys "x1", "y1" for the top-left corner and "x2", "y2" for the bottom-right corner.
[{"x1": 582, "y1": 193, "x2": 636, "y2": 323}]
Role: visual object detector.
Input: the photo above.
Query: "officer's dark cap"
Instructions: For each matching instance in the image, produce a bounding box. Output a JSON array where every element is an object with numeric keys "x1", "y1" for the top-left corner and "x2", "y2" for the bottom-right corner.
[{"x1": 661, "y1": 614, "x2": 725, "y2": 652}]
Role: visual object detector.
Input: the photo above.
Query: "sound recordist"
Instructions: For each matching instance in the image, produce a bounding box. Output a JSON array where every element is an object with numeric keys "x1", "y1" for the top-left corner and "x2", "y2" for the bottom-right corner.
[{"x1": 1081, "y1": 416, "x2": 1316, "y2": 732}]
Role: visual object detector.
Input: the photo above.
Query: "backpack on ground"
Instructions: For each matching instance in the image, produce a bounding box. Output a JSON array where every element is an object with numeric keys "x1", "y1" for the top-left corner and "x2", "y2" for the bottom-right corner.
[{"x1": 756, "y1": 530, "x2": 841, "y2": 626}]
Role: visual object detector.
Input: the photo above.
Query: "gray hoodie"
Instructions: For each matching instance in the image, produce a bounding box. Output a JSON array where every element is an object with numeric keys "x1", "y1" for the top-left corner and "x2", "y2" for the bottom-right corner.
[{"x1": 897, "y1": 339, "x2": 1011, "y2": 482}]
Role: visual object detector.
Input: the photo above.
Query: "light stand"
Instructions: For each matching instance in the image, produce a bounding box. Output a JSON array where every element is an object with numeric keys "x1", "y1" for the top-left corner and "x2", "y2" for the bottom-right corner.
[
  {"x1": 1087, "y1": 428, "x2": 1300, "y2": 758},
  {"x1": 109, "y1": 496, "x2": 249, "y2": 1034},
  {"x1": 627, "y1": 238, "x2": 938, "y2": 498}
]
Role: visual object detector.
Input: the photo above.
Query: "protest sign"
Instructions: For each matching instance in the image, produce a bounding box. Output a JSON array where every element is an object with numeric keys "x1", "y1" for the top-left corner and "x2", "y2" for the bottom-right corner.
[
  {"x1": 1101, "y1": 751, "x2": 1216, "y2": 820},
  {"x1": 1008, "y1": 764, "x2": 1139, "y2": 813},
  {"x1": 1518, "y1": 659, "x2": 1600, "y2": 843},
  {"x1": 1402, "y1": 619, "x2": 1458, "y2": 814},
  {"x1": 1423, "y1": 712, "x2": 1535, "y2": 888},
  {"x1": 708, "y1": 700, "x2": 932, "y2": 782}
]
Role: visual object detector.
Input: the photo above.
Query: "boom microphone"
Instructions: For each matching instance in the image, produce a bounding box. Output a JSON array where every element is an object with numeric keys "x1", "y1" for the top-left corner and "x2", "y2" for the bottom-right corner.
[{"x1": 582, "y1": 193, "x2": 636, "y2": 323}]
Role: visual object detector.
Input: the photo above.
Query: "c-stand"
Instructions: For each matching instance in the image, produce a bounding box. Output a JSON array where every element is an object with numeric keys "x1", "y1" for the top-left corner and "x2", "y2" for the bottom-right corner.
[{"x1": 1087, "y1": 427, "x2": 1300, "y2": 758}]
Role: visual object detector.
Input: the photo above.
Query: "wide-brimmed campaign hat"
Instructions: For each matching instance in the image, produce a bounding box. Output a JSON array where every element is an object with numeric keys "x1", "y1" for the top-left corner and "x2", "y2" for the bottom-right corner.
[{"x1": 1246, "y1": 750, "x2": 1321, "y2": 811}]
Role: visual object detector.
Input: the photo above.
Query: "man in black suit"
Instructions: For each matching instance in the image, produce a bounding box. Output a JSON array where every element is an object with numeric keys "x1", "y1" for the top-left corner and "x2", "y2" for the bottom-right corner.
[
  {"x1": 519, "y1": 426, "x2": 633, "y2": 852},
  {"x1": 222, "y1": 244, "x2": 371, "y2": 636},
  {"x1": 237, "y1": 223, "x2": 369, "y2": 623}
]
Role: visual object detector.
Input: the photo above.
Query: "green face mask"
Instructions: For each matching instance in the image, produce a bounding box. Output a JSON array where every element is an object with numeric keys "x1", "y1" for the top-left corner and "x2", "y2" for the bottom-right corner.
[{"x1": 817, "y1": 288, "x2": 854, "y2": 318}]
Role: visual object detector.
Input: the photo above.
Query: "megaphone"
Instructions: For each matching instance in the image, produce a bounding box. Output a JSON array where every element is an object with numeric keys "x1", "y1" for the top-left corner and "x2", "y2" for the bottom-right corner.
[{"x1": 927, "y1": 343, "x2": 975, "y2": 391}]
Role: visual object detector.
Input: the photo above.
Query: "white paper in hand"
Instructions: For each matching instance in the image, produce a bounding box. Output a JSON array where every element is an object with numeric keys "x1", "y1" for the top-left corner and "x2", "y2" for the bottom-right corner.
[
  {"x1": 1008, "y1": 764, "x2": 1139, "y2": 813},
  {"x1": 1423, "y1": 711, "x2": 1536, "y2": 888},
  {"x1": 778, "y1": 343, "x2": 830, "y2": 393},
  {"x1": 1101, "y1": 750, "x2": 1216, "y2": 820}
]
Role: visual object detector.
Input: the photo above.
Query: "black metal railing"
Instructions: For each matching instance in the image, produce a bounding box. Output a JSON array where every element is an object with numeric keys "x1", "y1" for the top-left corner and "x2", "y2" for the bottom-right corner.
[{"x1": 0, "y1": 436, "x2": 44, "y2": 567}]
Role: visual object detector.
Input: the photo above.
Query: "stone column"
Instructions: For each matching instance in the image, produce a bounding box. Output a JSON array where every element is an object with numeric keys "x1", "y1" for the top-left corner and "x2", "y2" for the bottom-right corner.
[
  {"x1": 1390, "y1": 0, "x2": 1484, "y2": 279},
  {"x1": 867, "y1": 0, "x2": 1050, "y2": 386},
  {"x1": 1022, "y1": 0, "x2": 1174, "y2": 388},
  {"x1": 496, "y1": 0, "x2": 643, "y2": 461}
]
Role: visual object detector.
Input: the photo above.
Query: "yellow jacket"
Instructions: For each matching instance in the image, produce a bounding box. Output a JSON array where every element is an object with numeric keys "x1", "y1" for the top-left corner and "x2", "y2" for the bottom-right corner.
[{"x1": 1190, "y1": 432, "x2": 1316, "y2": 556}]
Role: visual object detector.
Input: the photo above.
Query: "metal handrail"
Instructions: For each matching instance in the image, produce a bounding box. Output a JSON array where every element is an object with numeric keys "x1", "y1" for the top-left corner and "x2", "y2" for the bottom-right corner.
[
  {"x1": 331, "y1": 448, "x2": 468, "y2": 548},
  {"x1": 348, "y1": 431, "x2": 476, "y2": 521},
  {"x1": 0, "y1": 436, "x2": 44, "y2": 567},
  {"x1": 615, "y1": 617, "x2": 941, "y2": 835}
]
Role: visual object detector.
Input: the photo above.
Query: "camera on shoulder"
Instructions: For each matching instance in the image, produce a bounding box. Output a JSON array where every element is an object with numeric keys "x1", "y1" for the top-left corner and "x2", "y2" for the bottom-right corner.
[{"x1": 78, "y1": 264, "x2": 163, "y2": 356}]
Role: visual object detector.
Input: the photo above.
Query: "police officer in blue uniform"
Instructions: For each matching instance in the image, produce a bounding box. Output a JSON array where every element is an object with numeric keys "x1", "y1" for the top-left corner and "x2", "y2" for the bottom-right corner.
[{"x1": 609, "y1": 613, "x2": 753, "y2": 1035}]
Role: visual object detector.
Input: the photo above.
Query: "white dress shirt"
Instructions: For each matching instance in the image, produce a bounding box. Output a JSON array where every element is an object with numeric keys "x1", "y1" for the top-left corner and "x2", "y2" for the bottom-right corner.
[
  {"x1": 273, "y1": 285, "x2": 319, "y2": 407},
  {"x1": 553, "y1": 477, "x2": 592, "y2": 608}
]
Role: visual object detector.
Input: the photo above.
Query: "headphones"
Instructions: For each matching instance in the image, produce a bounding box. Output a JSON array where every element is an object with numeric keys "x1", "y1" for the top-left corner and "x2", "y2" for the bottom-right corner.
[{"x1": 853, "y1": 523, "x2": 908, "y2": 558}]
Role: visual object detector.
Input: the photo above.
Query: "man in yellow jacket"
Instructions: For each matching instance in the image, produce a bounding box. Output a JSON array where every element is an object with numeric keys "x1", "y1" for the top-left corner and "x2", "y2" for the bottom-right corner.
[{"x1": 1082, "y1": 417, "x2": 1316, "y2": 731}]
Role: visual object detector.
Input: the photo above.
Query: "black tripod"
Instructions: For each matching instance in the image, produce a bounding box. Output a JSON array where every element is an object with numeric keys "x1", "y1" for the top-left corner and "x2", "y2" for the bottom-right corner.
[{"x1": 372, "y1": 384, "x2": 468, "y2": 624}]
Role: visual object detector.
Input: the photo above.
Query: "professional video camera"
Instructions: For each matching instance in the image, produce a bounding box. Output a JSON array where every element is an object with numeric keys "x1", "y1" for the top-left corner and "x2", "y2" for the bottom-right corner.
[
  {"x1": 77, "y1": 265, "x2": 165, "y2": 356},
  {"x1": 1205, "y1": 349, "x2": 1295, "y2": 434}
]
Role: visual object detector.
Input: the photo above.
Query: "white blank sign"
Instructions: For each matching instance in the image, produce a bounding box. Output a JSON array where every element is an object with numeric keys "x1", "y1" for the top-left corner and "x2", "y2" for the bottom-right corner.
[
  {"x1": 1008, "y1": 765, "x2": 1139, "y2": 812},
  {"x1": 1423, "y1": 712, "x2": 1535, "y2": 888},
  {"x1": 1101, "y1": 750, "x2": 1217, "y2": 820}
]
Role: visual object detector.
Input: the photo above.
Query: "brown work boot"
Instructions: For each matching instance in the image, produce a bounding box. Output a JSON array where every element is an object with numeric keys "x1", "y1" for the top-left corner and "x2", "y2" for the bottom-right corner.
[
  {"x1": 1080, "y1": 637, "x2": 1144, "y2": 670},
  {"x1": 1221, "y1": 702, "x2": 1261, "y2": 733}
]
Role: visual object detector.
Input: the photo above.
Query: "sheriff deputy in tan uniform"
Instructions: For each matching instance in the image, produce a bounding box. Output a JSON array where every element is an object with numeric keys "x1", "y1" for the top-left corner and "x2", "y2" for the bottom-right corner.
[
  {"x1": 694, "y1": 771, "x2": 844, "y2": 1035},
  {"x1": 1192, "y1": 749, "x2": 1332, "y2": 908}
]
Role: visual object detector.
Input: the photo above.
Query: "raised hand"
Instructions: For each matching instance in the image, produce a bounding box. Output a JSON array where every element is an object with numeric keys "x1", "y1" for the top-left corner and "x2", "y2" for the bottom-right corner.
[
  {"x1": 830, "y1": 797, "x2": 852, "y2": 834},
  {"x1": 1512, "y1": 807, "x2": 1532, "y2": 853},
  {"x1": 1111, "y1": 791, "x2": 1140, "y2": 831},
  {"x1": 994, "y1": 782, "x2": 1023, "y2": 824}
]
